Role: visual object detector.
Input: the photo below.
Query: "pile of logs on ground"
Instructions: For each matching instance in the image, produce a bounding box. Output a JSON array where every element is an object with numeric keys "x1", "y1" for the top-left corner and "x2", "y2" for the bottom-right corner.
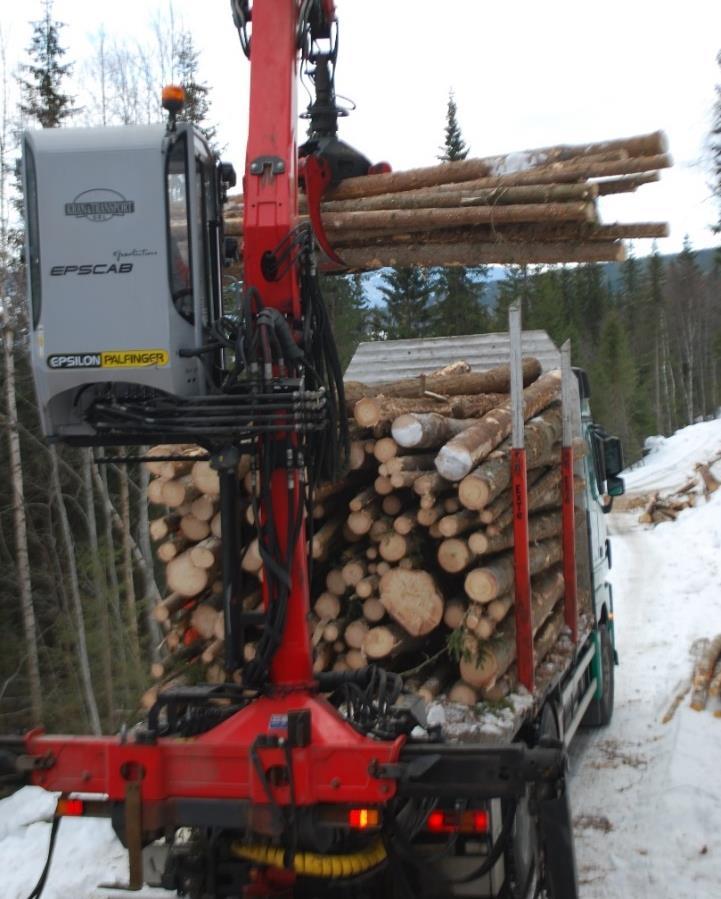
[
  {"x1": 690, "y1": 634, "x2": 721, "y2": 715},
  {"x1": 224, "y1": 130, "x2": 670, "y2": 269},
  {"x1": 144, "y1": 357, "x2": 587, "y2": 710},
  {"x1": 662, "y1": 631, "x2": 721, "y2": 722},
  {"x1": 637, "y1": 457, "x2": 720, "y2": 526}
]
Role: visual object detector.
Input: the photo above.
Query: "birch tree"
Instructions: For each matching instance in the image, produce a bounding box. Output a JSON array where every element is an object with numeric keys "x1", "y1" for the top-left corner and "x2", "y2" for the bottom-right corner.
[
  {"x1": 1, "y1": 314, "x2": 42, "y2": 723},
  {"x1": 119, "y1": 466, "x2": 142, "y2": 666},
  {"x1": 82, "y1": 450, "x2": 114, "y2": 724},
  {"x1": 49, "y1": 446, "x2": 101, "y2": 734}
]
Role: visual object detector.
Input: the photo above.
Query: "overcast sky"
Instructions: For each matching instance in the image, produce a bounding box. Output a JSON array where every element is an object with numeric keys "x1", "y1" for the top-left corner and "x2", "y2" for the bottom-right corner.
[{"x1": 3, "y1": 0, "x2": 721, "y2": 255}]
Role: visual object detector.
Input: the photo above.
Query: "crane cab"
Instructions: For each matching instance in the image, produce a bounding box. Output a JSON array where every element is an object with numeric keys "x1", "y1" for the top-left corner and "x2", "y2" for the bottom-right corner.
[{"x1": 22, "y1": 122, "x2": 233, "y2": 441}]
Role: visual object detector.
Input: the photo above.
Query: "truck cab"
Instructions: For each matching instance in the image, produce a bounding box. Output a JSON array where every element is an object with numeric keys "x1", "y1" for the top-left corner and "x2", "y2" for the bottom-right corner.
[{"x1": 575, "y1": 368, "x2": 624, "y2": 642}]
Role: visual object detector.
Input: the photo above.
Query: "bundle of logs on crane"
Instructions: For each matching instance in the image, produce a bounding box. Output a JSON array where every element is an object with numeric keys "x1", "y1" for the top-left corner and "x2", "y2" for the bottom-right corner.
[
  {"x1": 143, "y1": 357, "x2": 589, "y2": 711},
  {"x1": 223, "y1": 130, "x2": 670, "y2": 270}
]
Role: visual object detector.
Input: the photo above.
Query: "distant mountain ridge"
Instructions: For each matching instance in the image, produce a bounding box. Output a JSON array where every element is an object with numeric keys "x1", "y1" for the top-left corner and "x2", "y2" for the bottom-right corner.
[{"x1": 360, "y1": 245, "x2": 719, "y2": 310}]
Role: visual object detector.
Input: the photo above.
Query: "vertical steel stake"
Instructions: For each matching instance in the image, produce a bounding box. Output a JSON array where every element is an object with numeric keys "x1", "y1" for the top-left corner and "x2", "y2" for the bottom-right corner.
[
  {"x1": 509, "y1": 303, "x2": 534, "y2": 692},
  {"x1": 560, "y1": 340, "x2": 578, "y2": 642}
]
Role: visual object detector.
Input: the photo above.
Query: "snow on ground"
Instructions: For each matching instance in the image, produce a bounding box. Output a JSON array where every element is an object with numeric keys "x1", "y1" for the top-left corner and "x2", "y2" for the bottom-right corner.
[
  {"x1": 570, "y1": 420, "x2": 721, "y2": 898},
  {"x1": 0, "y1": 786, "x2": 171, "y2": 899},
  {"x1": 2, "y1": 420, "x2": 720, "y2": 898},
  {"x1": 622, "y1": 417, "x2": 721, "y2": 495}
]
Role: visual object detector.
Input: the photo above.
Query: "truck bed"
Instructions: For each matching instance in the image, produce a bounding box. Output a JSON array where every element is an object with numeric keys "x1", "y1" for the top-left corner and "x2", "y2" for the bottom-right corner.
[{"x1": 432, "y1": 615, "x2": 592, "y2": 744}]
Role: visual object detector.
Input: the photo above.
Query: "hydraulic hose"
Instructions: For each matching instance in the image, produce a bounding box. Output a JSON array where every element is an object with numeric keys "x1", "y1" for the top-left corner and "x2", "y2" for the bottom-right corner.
[{"x1": 231, "y1": 837, "x2": 387, "y2": 877}]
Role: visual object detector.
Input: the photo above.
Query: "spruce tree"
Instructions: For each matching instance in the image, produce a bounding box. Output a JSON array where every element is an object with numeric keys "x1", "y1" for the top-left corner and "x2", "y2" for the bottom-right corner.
[
  {"x1": 621, "y1": 245, "x2": 642, "y2": 311},
  {"x1": 432, "y1": 267, "x2": 488, "y2": 336},
  {"x1": 618, "y1": 245, "x2": 651, "y2": 395},
  {"x1": 322, "y1": 273, "x2": 370, "y2": 369},
  {"x1": 643, "y1": 244, "x2": 669, "y2": 432},
  {"x1": 667, "y1": 236, "x2": 705, "y2": 425},
  {"x1": 493, "y1": 265, "x2": 531, "y2": 328},
  {"x1": 377, "y1": 267, "x2": 433, "y2": 339},
  {"x1": 18, "y1": 0, "x2": 76, "y2": 128},
  {"x1": 433, "y1": 90, "x2": 487, "y2": 334},
  {"x1": 572, "y1": 263, "x2": 608, "y2": 344},
  {"x1": 591, "y1": 310, "x2": 646, "y2": 460},
  {"x1": 438, "y1": 90, "x2": 469, "y2": 162},
  {"x1": 174, "y1": 29, "x2": 216, "y2": 143},
  {"x1": 526, "y1": 268, "x2": 565, "y2": 337}
]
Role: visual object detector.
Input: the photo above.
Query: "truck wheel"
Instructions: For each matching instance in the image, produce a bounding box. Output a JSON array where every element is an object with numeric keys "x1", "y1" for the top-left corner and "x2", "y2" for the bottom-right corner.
[{"x1": 582, "y1": 624, "x2": 614, "y2": 727}]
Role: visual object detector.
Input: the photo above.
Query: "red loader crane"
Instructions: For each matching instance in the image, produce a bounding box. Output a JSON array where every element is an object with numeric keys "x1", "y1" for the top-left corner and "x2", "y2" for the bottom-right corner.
[{"x1": 0, "y1": 3, "x2": 596, "y2": 897}]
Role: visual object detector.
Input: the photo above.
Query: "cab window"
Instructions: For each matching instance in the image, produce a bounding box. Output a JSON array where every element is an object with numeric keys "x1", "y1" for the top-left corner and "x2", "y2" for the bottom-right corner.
[
  {"x1": 24, "y1": 140, "x2": 42, "y2": 329},
  {"x1": 166, "y1": 133, "x2": 193, "y2": 323}
]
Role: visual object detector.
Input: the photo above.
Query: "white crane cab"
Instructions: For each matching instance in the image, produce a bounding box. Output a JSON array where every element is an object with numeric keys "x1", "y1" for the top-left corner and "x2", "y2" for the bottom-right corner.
[{"x1": 22, "y1": 122, "x2": 234, "y2": 441}]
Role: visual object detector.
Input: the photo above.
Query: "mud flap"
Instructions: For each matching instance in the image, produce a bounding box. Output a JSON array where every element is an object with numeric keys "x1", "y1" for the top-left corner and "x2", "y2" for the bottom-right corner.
[{"x1": 538, "y1": 783, "x2": 578, "y2": 899}]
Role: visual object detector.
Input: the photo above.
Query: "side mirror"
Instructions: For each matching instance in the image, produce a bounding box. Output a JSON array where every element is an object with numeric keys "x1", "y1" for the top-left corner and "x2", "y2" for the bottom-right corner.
[
  {"x1": 600, "y1": 475, "x2": 625, "y2": 513},
  {"x1": 223, "y1": 236, "x2": 240, "y2": 265},
  {"x1": 607, "y1": 474, "x2": 625, "y2": 497},
  {"x1": 219, "y1": 161, "x2": 237, "y2": 188},
  {"x1": 603, "y1": 436, "x2": 624, "y2": 479}
]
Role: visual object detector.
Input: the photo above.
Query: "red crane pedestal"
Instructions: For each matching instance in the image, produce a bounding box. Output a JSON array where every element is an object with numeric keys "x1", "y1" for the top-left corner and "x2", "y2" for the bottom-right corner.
[
  {"x1": 22, "y1": 0, "x2": 403, "y2": 836},
  {"x1": 243, "y1": 0, "x2": 311, "y2": 688}
]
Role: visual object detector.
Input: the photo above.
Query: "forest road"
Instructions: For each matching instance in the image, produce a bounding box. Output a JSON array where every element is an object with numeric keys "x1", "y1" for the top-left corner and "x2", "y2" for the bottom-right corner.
[{"x1": 568, "y1": 508, "x2": 721, "y2": 899}]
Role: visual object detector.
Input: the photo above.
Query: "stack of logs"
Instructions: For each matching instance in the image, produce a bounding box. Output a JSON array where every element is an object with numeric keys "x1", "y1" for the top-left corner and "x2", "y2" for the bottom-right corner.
[
  {"x1": 224, "y1": 130, "x2": 671, "y2": 269},
  {"x1": 144, "y1": 357, "x2": 585, "y2": 710},
  {"x1": 638, "y1": 459, "x2": 720, "y2": 525}
]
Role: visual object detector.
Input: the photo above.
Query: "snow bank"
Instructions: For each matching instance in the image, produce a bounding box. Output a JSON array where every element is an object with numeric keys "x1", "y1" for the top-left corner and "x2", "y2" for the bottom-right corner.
[
  {"x1": 623, "y1": 417, "x2": 721, "y2": 494},
  {"x1": 0, "y1": 786, "x2": 170, "y2": 898},
  {"x1": 571, "y1": 422, "x2": 721, "y2": 897}
]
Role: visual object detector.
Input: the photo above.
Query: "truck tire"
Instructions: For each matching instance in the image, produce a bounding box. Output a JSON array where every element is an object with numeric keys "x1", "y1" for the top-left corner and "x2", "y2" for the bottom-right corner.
[
  {"x1": 582, "y1": 624, "x2": 614, "y2": 727},
  {"x1": 504, "y1": 701, "x2": 561, "y2": 898}
]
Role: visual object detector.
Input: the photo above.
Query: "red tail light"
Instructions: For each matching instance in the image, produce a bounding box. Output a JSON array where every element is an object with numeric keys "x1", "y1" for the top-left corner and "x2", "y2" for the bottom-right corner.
[
  {"x1": 56, "y1": 798, "x2": 84, "y2": 817},
  {"x1": 426, "y1": 809, "x2": 488, "y2": 834}
]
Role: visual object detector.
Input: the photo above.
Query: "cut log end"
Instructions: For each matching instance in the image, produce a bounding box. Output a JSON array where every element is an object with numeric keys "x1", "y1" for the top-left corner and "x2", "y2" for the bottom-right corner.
[
  {"x1": 392, "y1": 415, "x2": 424, "y2": 448},
  {"x1": 435, "y1": 446, "x2": 473, "y2": 482}
]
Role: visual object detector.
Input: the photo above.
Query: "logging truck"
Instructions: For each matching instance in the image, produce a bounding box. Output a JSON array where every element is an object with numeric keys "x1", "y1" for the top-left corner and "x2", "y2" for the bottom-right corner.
[{"x1": 1, "y1": 3, "x2": 635, "y2": 897}]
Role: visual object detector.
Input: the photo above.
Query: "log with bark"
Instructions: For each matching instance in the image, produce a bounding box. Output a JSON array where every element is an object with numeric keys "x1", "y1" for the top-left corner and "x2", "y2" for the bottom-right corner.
[
  {"x1": 435, "y1": 371, "x2": 562, "y2": 481},
  {"x1": 464, "y1": 538, "x2": 563, "y2": 603},
  {"x1": 345, "y1": 359, "x2": 540, "y2": 404},
  {"x1": 459, "y1": 566, "x2": 565, "y2": 689},
  {"x1": 457, "y1": 406, "x2": 562, "y2": 509},
  {"x1": 690, "y1": 634, "x2": 721, "y2": 712},
  {"x1": 696, "y1": 463, "x2": 720, "y2": 497},
  {"x1": 637, "y1": 481, "x2": 700, "y2": 526},
  {"x1": 224, "y1": 131, "x2": 669, "y2": 270},
  {"x1": 354, "y1": 392, "x2": 507, "y2": 429}
]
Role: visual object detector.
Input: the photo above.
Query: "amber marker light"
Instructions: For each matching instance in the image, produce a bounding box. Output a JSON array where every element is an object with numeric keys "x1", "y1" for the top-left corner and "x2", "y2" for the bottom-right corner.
[
  {"x1": 162, "y1": 84, "x2": 186, "y2": 112},
  {"x1": 348, "y1": 808, "x2": 381, "y2": 829}
]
